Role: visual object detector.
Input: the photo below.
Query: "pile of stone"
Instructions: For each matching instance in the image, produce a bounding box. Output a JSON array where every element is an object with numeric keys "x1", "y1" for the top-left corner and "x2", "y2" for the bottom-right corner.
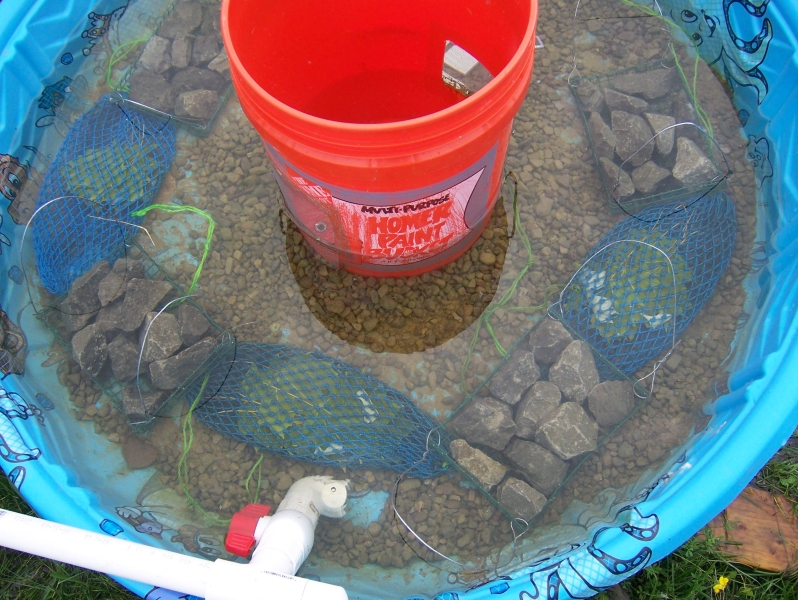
[
  {"x1": 129, "y1": 0, "x2": 231, "y2": 122},
  {"x1": 574, "y1": 66, "x2": 721, "y2": 205},
  {"x1": 59, "y1": 259, "x2": 219, "y2": 423},
  {"x1": 449, "y1": 318, "x2": 636, "y2": 522}
]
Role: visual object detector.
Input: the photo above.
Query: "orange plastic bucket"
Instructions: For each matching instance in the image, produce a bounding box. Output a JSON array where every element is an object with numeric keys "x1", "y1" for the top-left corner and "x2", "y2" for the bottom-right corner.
[{"x1": 222, "y1": 0, "x2": 538, "y2": 277}]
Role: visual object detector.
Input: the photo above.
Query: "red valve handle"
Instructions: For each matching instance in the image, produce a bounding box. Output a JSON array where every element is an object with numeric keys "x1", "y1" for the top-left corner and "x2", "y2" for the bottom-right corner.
[{"x1": 224, "y1": 503, "x2": 272, "y2": 557}]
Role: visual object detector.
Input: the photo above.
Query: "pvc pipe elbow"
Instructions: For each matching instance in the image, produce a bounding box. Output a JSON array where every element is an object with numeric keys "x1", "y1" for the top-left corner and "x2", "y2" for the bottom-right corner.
[{"x1": 278, "y1": 475, "x2": 349, "y2": 523}]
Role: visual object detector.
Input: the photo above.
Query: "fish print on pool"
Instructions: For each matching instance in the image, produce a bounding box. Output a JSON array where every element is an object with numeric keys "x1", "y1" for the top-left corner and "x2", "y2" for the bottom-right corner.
[
  {"x1": 144, "y1": 587, "x2": 203, "y2": 600},
  {"x1": 81, "y1": 4, "x2": 128, "y2": 57},
  {"x1": 6, "y1": 466, "x2": 26, "y2": 490},
  {"x1": 0, "y1": 306, "x2": 27, "y2": 377},
  {"x1": 0, "y1": 389, "x2": 43, "y2": 463},
  {"x1": 746, "y1": 135, "x2": 773, "y2": 190},
  {"x1": 659, "y1": 0, "x2": 772, "y2": 104}
]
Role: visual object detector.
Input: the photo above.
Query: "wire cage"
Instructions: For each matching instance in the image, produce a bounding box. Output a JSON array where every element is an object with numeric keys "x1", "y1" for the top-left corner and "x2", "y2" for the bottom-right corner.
[
  {"x1": 37, "y1": 239, "x2": 234, "y2": 430},
  {"x1": 122, "y1": 0, "x2": 233, "y2": 137},
  {"x1": 570, "y1": 56, "x2": 729, "y2": 214},
  {"x1": 430, "y1": 317, "x2": 650, "y2": 532}
]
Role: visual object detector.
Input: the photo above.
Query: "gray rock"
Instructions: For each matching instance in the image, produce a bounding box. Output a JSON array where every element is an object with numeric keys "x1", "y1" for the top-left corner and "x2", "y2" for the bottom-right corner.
[
  {"x1": 515, "y1": 381, "x2": 562, "y2": 439},
  {"x1": 171, "y1": 67, "x2": 227, "y2": 94},
  {"x1": 175, "y1": 90, "x2": 219, "y2": 120},
  {"x1": 138, "y1": 36, "x2": 172, "y2": 74},
  {"x1": 527, "y1": 317, "x2": 573, "y2": 365},
  {"x1": 504, "y1": 439, "x2": 568, "y2": 495},
  {"x1": 207, "y1": 48, "x2": 230, "y2": 76},
  {"x1": 644, "y1": 112, "x2": 676, "y2": 156},
  {"x1": 575, "y1": 79, "x2": 605, "y2": 113},
  {"x1": 451, "y1": 397, "x2": 517, "y2": 451},
  {"x1": 122, "y1": 387, "x2": 168, "y2": 424},
  {"x1": 60, "y1": 261, "x2": 110, "y2": 331},
  {"x1": 496, "y1": 477, "x2": 547, "y2": 521},
  {"x1": 588, "y1": 112, "x2": 616, "y2": 160},
  {"x1": 112, "y1": 258, "x2": 146, "y2": 280},
  {"x1": 118, "y1": 279, "x2": 173, "y2": 333},
  {"x1": 129, "y1": 68, "x2": 176, "y2": 113},
  {"x1": 158, "y1": 0, "x2": 203, "y2": 39},
  {"x1": 672, "y1": 137, "x2": 720, "y2": 185},
  {"x1": 631, "y1": 161, "x2": 670, "y2": 194},
  {"x1": 71, "y1": 324, "x2": 107, "y2": 377},
  {"x1": 200, "y1": 4, "x2": 222, "y2": 35},
  {"x1": 150, "y1": 336, "x2": 217, "y2": 390},
  {"x1": 177, "y1": 302, "x2": 211, "y2": 346},
  {"x1": 536, "y1": 402, "x2": 599, "y2": 461},
  {"x1": 488, "y1": 350, "x2": 540, "y2": 406},
  {"x1": 97, "y1": 271, "x2": 126, "y2": 307},
  {"x1": 612, "y1": 110, "x2": 654, "y2": 167},
  {"x1": 139, "y1": 312, "x2": 183, "y2": 363},
  {"x1": 609, "y1": 68, "x2": 677, "y2": 100},
  {"x1": 604, "y1": 89, "x2": 649, "y2": 114},
  {"x1": 191, "y1": 34, "x2": 221, "y2": 66},
  {"x1": 449, "y1": 439, "x2": 508, "y2": 490},
  {"x1": 599, "y1": 157, "x2": 635, "y2": 200},
  {"x1": 587, "y1": 380, "x2": 635, "y2": 428},
  {"x1": 94, "y1": 300, "x2": 126, "y2": 335},
  {"x1": 108, "y1": 335, "x2": 146, "y2": 382},
  {"x1": 549, "y1": 340, "x2": 600, "y2": 404},
  {"x1": 171, "y1": 35, "x2": 194, "y2": 69}
]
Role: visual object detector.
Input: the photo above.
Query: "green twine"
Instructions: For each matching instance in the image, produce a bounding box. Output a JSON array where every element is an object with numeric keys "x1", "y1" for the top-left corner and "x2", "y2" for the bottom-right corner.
[
  {"x1": 460, "y1": 172, "x2": 562, "y2": 392},
  {"x1": 178, "y1": 373, "x2": 266, "y2": 526},
  {"x1": 106, "y1": 35, "x2": 150, "y2": 92},
  {"x1": 131, "y1": 204, "x2": 215, "y2": 295},
  {"x1": 618, "y1": 0, "x2": 713, "y2": 138}
]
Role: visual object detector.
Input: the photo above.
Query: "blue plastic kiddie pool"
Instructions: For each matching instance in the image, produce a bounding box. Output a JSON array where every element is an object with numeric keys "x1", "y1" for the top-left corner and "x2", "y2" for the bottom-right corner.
[{"x1": 0, "y1": 1, "x2": 796, "y2": 598}]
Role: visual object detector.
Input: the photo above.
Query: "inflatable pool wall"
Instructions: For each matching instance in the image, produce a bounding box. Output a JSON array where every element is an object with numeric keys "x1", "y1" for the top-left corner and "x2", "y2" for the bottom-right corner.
[{"x1": 1, "y1": 0, "x2": 796, "y2": 598}]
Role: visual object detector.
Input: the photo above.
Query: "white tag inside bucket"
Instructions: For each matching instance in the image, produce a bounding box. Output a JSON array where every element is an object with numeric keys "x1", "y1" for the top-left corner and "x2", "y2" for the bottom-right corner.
[{"x1": 442, "y1": 41, "x2": 493, "y2": 96}]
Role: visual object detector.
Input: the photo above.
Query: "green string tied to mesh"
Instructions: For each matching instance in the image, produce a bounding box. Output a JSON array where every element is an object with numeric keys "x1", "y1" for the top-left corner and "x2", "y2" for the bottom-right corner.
[
  {"x1": 131, "y1": 203, "x2": 215, "y2": 296},
  {"x1": 619, "y1": 0, "x2": 713, "y2": 138},
  {"x1": 460, "y1": 172, "x2": 562, "y2": 392},
  {"x1": 106, "y1": 34, "x2": 151, "y2": 92},
  {"x1": 178, "y1": 373, "x2": 265, "y2": 526}
]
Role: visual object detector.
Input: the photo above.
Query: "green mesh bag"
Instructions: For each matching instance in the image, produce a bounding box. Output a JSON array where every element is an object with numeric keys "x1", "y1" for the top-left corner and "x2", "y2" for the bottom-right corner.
[{"x1": 186, "y1": 342, "x2": 448, "y2": 478}]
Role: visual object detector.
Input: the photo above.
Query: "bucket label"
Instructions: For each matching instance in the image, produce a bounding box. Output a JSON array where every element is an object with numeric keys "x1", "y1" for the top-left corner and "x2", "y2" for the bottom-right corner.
[{"x1": 281, "y1": 166, "x2": 484, "y2": 265}]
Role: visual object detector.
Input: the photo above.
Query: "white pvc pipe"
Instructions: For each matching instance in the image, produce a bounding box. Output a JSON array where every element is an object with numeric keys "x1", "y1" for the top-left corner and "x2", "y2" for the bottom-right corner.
[
  {"x1": 0, "y1": 504, "x2": 349, "y2": 599},
  {"x1": 0, "y1": 509, "x2": 210, "y2": 597}
]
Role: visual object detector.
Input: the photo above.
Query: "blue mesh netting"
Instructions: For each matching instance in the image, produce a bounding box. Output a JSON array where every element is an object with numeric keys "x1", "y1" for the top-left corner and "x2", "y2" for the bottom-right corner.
[
  {"x1": 34, "y1": 94, "x2": 176, "y2": 295},
  {"x1": 558, "y1": 194, "x2": 737, "y2": 377},
  {"x1": 187, "y1": 342, "x2": 449, "y2": 478}
]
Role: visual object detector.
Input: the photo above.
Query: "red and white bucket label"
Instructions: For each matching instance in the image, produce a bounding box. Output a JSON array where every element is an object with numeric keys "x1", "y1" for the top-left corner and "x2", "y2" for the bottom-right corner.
[{"x1": 280, "y1": 166, "x2": 484, "y2": 265}]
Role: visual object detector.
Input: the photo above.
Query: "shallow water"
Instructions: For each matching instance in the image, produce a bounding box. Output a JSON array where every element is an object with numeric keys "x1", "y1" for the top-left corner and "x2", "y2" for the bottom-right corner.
[{"x1": 42, "y1": 0, "x2": 759, "y2": 586}]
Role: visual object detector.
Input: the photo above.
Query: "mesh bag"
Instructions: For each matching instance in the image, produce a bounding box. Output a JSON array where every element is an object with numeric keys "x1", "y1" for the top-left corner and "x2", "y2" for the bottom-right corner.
[
  {"x1": 556, "y1": 194, "x2": 736, "y2": 377},
  {"x1": 187, "y1": 342, "x2": 449, "y2": 478},
  {"x1": 34, "y1": 94, "x2": 176, "y2": 295}
]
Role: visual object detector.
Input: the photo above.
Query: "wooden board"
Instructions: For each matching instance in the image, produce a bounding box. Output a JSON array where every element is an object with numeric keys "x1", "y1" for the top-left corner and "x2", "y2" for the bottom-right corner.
[{"x1": 703, "y1": 486, "x2": 798, "y2": 572}]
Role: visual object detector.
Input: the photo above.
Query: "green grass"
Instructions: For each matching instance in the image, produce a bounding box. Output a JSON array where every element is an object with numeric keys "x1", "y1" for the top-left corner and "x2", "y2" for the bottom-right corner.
[
  {"x1": 1, "y1": 433, "x2": 798, "y2": 599},
  {"x1": 0, "y1": 473, "x2": 137, "y2": 600}
]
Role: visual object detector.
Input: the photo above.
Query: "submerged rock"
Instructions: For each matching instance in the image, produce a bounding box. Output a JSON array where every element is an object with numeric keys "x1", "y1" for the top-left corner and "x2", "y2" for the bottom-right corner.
[
  {"x1": 60, "y1": 261, "x2": 110, "y2": 331},
  {"x1": 177, "y1": 302, "x2": 211, "y2": 346},
  {"x1": 549, "y1": 340, "x2": 600, "y2": 404},
  {"x1": 129, "y1": 68, "x2": 176, "y2": 113},
  {"x1": 451, "y1": 397, "x2": 516, "y2": 451},
  {"x1": 526, "y1": 317, "x2": 572, "y2": 365},
  {"x1": 587, "y1": 380, "x2": 636, "y2": 428},
  {"x1": 108, "y1": 334, "x2": 146, "y2": 382},
  {"x1": 149, "y1": 336, "x2": 217, "y2": 390},
  {"x1": 497, "y1": 477, "x2": 547, "y2": 521},
  {"x1": 612, "y1": 110, "x2": 654, "y2": 167},
  {"x1": 604, "y1": 89, "x2": 649, "y2": 114},
  {"x1": 450, "y1": 439, "x2": 508, "y2": 490},
  {"x1": 588, "y1": 112, "x2": 616, "y2": 160},
  {"x1": 672, "y1": 137, "x2": 720, "y2": 185},
  {"x1": 536, "y1": 402, "x2": 599, "y2": 461},
  {"x1": 71, "y1": 324, "x2": 108, "y2": 377},
  {"x1": 175, "y1": 89, "x2": 219, "y2": 120},
  {"x1": 139, "y1": 312, "x2": 183, "y2": 363},
  {"x1": 644, "y1": 112, "x2": 676, "y2": 156},
  {"x1": 488, "y1": 350, "x2": 540, "y2": 406},
  {"x1": 504, "y1": 439, "x2": 568, "y2": 496},
  {"x1": 609, "y1": 68, "x2": 677, "y2": 100},
  {"x1": 631, "y1": 161, "x2": 671, "y2": 194},
  {"x1": 122, "y1": 387, "x2": 168, "y2": 424},
  {"x1": 515, "y1": 381, "x2": 562, "y2": 439},
  {"x1": 599, "y1": 157, "x2": 635, "y2": 200},
  {"x1": 158, "y1": 0, "x2": 203, "y2": 40}
]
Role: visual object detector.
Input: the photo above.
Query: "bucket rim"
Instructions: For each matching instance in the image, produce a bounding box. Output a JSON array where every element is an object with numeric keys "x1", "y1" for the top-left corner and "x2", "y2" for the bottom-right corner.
[{"x1": 221, "y1": 0, "x2": 539, "y2": 132}]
